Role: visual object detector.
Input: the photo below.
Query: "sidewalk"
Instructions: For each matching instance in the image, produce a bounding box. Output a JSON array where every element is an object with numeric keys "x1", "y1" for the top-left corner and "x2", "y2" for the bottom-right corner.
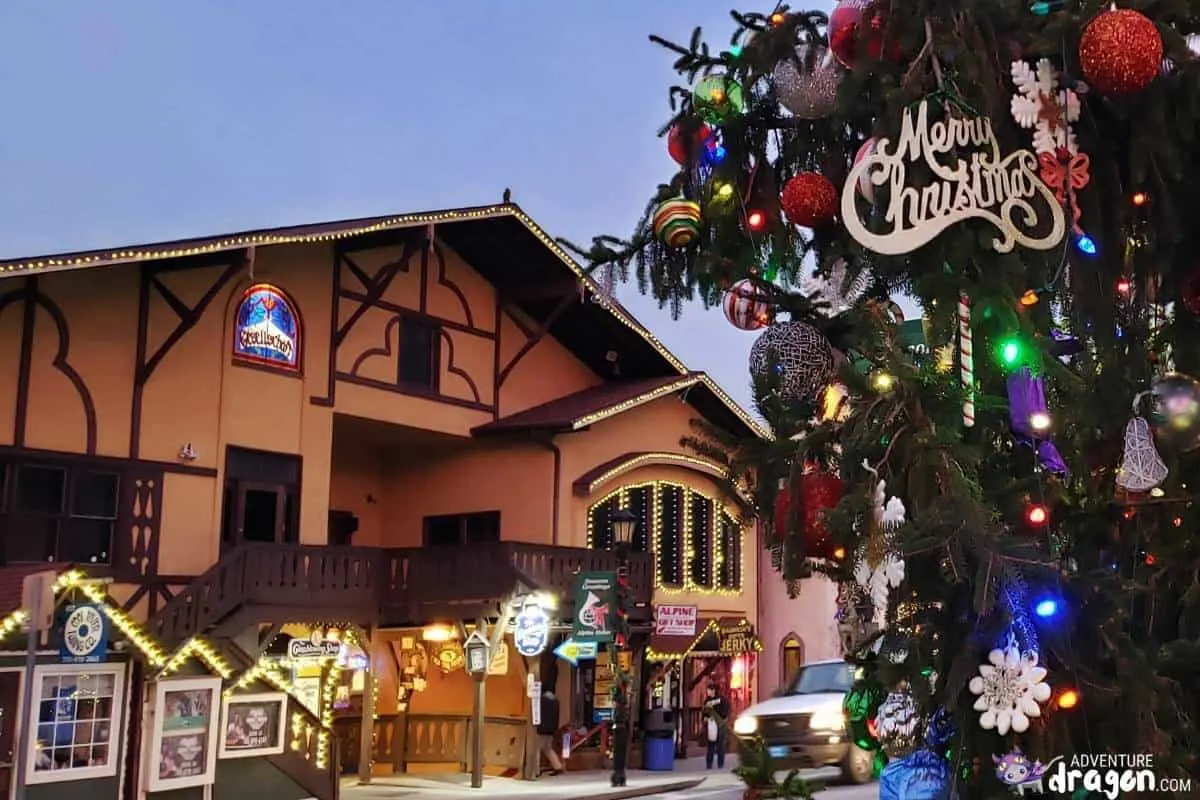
[{"x1": 340, "y1": 756, "x2": 746, "y2": 800}]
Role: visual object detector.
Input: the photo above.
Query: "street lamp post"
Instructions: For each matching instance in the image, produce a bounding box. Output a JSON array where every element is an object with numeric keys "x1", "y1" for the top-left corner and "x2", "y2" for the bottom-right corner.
[{"x1": 609, "y1": 508, "x2": 637, "y2": 788}]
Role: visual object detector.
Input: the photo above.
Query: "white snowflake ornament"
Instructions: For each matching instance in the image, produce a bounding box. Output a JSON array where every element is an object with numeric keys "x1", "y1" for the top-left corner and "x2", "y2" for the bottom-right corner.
[
  {"x1": 968, "y1": 647, "x2": 1052, "y2": 735},
  {"x1": 854, "y1": 461, "x2": 907, "y2": 627},
  {"x1": 801, "y1": 260, "x2": 870, "y2": 316},
  {"x1": 1010, "y1": 59, "x2": 1080, "y2": 155}
]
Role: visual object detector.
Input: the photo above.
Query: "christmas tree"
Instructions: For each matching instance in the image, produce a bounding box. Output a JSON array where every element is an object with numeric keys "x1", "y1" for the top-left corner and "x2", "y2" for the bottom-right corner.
[{"x1": 563, "y1": 2, "x2": 1200, "y2": 796}]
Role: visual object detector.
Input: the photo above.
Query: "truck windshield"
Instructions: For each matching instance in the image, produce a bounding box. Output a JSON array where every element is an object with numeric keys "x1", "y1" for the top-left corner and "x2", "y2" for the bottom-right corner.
[{"x1": 786, "y1": 662, "x2": 854, "y2": 695}]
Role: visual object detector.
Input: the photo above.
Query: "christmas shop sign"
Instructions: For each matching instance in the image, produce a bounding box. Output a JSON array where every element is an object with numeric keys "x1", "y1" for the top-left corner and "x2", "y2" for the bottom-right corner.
[{"x1": 842, "y1": 100, "x2": 1065, "y2": 256}]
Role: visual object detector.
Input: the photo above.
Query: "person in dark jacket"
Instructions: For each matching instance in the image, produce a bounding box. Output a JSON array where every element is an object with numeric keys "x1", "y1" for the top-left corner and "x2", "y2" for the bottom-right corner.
[
  {"x1": 537, "y1": 689, "x2": 565, "y2": 775},
  {"x1": 702, "y1": 683, "x2": 730, "y2": 769}
]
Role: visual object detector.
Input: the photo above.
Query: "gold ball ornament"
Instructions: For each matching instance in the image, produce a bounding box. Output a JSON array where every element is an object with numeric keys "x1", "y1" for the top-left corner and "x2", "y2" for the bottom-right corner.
[{"x1": 1079, "y1": 8, "x2": 1163, "y2": 95}]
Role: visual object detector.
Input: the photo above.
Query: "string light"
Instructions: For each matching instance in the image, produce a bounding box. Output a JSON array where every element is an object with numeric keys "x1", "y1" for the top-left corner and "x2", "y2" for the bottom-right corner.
[
  {"x1": 1029, "y1": 412, "x2": 1051, "y2": 433},
  {"x1": 1116, "y1": 277, "x2": 1131, "y2": 295},
  {"x1": 1075, "y1": 231, "x2": 1097, "y2": 256},
  {"x1": 1034, "y1": 598, "x2": 1058, "y2": 618},
  {"x1": 0, "y1": 203, "x2": 769, "y2": 441},
  {"x1": 1019, "y1": 289, "x2": 1040, "y2": 307},
  {"x1": 1056, "y1": 688, "x2": 1080, "y2": 709},
  {"x1": 1025, "y1": 503, "x2": 1049, "y2": 527},
  {"x1": 746, "y1": 211, "x2": 766, "y2": 231},
  {"x1": 587, "y1": 480, "x2": 744, "y2": 596},
  {"x1": 1131, "y1": 191, "x2": 1149, "y2": 207}
]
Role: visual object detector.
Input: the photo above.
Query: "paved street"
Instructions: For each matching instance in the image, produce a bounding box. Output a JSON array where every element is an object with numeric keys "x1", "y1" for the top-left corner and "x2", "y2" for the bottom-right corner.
[{"x1": 644, "y1": 773, "x2": 878, "y2": 800}]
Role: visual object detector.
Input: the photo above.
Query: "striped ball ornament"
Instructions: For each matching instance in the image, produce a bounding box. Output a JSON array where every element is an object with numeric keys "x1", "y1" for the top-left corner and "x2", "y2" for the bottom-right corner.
[
  {"x1": 653, "y1": 199, "x2": 703, "y2": 249},
  {"x1": 722, "y1": 279, "x2": 772, "y2": 330}
]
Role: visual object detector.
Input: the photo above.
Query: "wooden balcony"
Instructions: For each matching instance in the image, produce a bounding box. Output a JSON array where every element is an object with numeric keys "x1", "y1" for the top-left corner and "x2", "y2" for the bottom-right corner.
[{"x1": 151, "y1": 541, "x2": 653, "y2": 644}]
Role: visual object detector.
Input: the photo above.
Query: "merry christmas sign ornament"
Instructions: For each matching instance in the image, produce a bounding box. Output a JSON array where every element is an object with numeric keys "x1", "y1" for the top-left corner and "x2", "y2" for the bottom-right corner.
[{"x1": 842, "y1": 100, "x2": 1066, "y2": 255}]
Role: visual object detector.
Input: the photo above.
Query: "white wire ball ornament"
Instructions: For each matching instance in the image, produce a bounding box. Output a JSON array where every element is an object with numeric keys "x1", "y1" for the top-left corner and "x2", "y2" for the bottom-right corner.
[
  {"x1": 748, "y1": 321, "x2": 836, "y2": 402},
  {"x1": 722, "y1": 279, "x2": 772, "y2": 330},
  {"x1": 772, "y1": 44, "x2": 843, "y2": 119}
]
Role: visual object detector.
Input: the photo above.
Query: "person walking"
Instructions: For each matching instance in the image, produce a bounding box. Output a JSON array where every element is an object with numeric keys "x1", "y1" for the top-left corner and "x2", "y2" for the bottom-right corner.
[
  {"x1": 537, "y1": 688, "x2": 565, "y2": 775},
  {"x1": 702, "y1": 682, "x2": 730, "y2": 770}
]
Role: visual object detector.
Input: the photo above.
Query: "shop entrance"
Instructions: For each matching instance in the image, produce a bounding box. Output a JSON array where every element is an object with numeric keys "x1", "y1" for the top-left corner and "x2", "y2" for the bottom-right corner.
[{"x1": 0, "y1": 671, "x2": 21, "y2": 797}]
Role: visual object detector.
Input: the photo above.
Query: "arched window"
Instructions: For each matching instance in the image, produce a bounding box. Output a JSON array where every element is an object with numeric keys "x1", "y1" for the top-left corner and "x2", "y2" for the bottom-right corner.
[
  {"x1": 586, "y1": 482, "x2": 743, "y2": 593},
  {"x1": 232, "y1": 283, "x2": 302, "y2": 372},
  {"x1": 781, "y1": 635, "x2": 804, "y2": 686}
]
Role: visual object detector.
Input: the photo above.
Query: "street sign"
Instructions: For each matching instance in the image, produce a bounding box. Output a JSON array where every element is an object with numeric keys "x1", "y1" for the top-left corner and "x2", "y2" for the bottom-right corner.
[{"x1": 553, "y1": 637, "x2": 598, "y2": 666}]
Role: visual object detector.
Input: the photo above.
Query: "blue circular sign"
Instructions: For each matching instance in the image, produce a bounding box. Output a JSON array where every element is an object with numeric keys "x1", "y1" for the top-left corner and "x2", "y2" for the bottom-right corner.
[{"x1": 514, "y1": 605, "x2": 550, "y2": 657}]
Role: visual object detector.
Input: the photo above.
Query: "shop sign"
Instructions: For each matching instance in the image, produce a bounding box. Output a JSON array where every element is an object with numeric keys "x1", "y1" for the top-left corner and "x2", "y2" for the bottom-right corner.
[
  {"x1": 287, "y1": 638, "x2": 341, "y2": 660},
  {"x1": 514, "y1": 603, "x2": 551, "y2": 657},
  {"x1": 232, "y1": 283, "x2": 302, "y2": 371},
  {"x1": 573, "y1": 571, "x2": 616, "y2": 643},
  {"x1": 553, "y1": 637, "x2": 598, "y2": 666},
  {"x1": 60, "y1": 603, "x2": 108, "y2": 664},
  {"x1": 488, "y1": 641, "x2": 509, "y2": 675},
  {"x1": 654, "y1": 604, "x2": 698, "y2": 637},
  {"x1": 718, "y1": 620, "x2": 758, "y2": 655}
]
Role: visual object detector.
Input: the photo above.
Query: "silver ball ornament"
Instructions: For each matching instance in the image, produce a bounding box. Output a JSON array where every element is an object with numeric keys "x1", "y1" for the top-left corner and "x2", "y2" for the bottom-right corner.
[
  {"x1": 749, "y1": 321, "x2": 835, "y2": 402},
  {"x1": 874, "y1": 691, "x2": 921, "y2": 759},
  {"x1": 772, "y1": 44, "x2": 843, "y2": 120},
  {"x1": 1146, "y1": 373, "x2": 1200, "y2": 452}
]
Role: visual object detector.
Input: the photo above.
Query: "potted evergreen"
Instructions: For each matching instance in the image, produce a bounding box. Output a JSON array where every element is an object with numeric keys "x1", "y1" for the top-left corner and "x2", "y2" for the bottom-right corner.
[{"x1": 734, "y1": 736, "x2": 818, "y2": 800}]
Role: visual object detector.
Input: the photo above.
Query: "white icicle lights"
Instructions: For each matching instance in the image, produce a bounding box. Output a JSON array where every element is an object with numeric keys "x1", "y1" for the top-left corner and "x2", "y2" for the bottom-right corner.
[{"x1": 968, "y1": 647, "x2": 1052, "y2": 735}]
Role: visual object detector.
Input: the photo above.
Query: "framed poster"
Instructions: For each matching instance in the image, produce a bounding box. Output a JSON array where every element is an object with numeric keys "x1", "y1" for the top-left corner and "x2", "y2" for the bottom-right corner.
[
  {"x1": 146, "y1": 676, "x2": 222, "y2": 792},
  {"x1": 219, "y1": 692, "x2": 287, "y2": 759}
]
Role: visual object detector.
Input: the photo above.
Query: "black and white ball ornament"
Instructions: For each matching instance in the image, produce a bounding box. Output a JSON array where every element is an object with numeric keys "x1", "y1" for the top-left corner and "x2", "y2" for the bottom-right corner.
[
  {"x1": 749, "y1": 321, "x2": 835, "y2": 401},
  {"x1": 772, "y1": 44, "x2": 843, "y2": 119},
  {"x1": 874, "y1": 691, "x2": 921, "y2": 759},
  {"x1": 722, "y1": 279, "x2": 772, "y2": 330}
]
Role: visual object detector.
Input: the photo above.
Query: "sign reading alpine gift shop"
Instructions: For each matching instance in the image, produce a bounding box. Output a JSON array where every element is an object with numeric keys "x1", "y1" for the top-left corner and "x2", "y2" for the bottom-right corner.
[
  {"x1": 572, "y1": 571, "x2": 617, "y2": 643},
  {"x1": 654, "y1": 604, "x2": 698, "y2": 637}
]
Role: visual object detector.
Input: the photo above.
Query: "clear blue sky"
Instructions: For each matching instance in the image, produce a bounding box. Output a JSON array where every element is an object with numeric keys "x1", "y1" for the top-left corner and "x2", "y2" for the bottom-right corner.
[{"x1": 0, "y1": 0, "x2": 836, "y2": 414}]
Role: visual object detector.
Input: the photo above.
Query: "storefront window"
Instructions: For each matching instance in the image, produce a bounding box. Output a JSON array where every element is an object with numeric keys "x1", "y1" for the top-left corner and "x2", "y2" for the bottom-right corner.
[{"x1": 27, "y1": 663, "x2": 125, "y2": 783}]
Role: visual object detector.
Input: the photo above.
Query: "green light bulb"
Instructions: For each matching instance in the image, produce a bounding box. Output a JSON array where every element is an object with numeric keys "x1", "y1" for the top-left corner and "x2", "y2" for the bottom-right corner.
[
  {"x1": 1030, "y1": 1, "x2": 1051, "y2": 15},
  {"x1": 999, "y1": 338, "x2": 1022, "y2": 367},
  {"x1": 730, "y1": 45, "x2": 743, "y2": 58}
]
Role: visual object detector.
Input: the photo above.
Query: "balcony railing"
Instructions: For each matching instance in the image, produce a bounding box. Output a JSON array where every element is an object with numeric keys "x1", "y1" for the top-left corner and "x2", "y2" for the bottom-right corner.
[{"x1": 151, "y1": 541, "x2": 654, "y2": 643}]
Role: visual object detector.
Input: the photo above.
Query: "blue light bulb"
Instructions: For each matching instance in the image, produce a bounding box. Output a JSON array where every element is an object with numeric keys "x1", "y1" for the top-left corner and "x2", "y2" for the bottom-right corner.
[
  {"x1": 1035, "y1": 599, "x2": 1058, "y2": 617},
  {"x1": 1075, "y1": 232, "x2": 1097, "y2": 256}
]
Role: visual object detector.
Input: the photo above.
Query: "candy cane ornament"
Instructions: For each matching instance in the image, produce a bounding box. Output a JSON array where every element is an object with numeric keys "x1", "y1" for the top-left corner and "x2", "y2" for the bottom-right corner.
[{"x1": 959, "y1": 293, "x2": 975, "y2": 427}]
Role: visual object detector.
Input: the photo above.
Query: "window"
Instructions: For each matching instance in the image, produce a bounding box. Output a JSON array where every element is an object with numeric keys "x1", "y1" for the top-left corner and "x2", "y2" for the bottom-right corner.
[
  {"x1": 220, "y1": 447, "x2": 300, "y2": 550},
  {"x1": 658, "y1": 485, "x2": 684, "y2": 586},
  {"x1": 0, "y1": 461, "x2": 119, "y2": 565},
  {"x1": 398, "y1": 317, "x2": 438, "y2": 389},
  {"x1": 688, "y1": 491, "x2": 712, "y2": 588},
  {"x1": 586, "y1": 483, "x2": 743, "y2": 591},
  {"x1": 781, "y1": 636, "x2": 804, "y2": 686},
  {"x1": 423, "y1": 512, "x2": 500, "y2": 546},
  {"x1": 26, "y1": 663, "x2": 125, "y2": 784},
  {"x1": 717, "y1": 512, "x2": 743, "y2": 589}
]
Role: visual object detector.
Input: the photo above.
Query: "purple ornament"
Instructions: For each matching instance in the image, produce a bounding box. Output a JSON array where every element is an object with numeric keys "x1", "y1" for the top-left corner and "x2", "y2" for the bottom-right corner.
[{"x1": 1007, "y1": 369, "x2": 1068, "y2": 476}]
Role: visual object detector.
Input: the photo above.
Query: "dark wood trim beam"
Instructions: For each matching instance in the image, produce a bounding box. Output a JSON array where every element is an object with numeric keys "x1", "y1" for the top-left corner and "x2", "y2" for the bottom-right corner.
[
  {"x1": 139, "y1": 261, "x2": 242, "y2": 382},
  {"x1": 310, "y1": 244, "x2": 341, "y2": 407},
  {"x1": 338, "y1": 290, "x2": 495, "y2": 339},
  {"x1": 496, "y1": 293, "x2": 575, "y2": 388},
  {"x1": 120, "y1": 584, "x2": 149, "y2": 614},
  {"x1": 334, "y1": 240, "x2": 420, "y2": 347},
  {"x1": 334, "y1": 372, "x2": 493, "y2": 413},
  {"x1": 0, "y1": 444, "x2": 218, "y2": 477},
  {"x1": 498, "y1": 304, "x2": 537, "y2": 339}
]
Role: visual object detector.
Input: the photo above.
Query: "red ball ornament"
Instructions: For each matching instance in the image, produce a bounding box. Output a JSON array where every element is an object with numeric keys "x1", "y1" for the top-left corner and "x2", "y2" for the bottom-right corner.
[
  {"x1": 773, "y1": 471, "x2": 845, "y2": 559},
  {"x1": 781, "y1": 172, "x2": 839, "y2": 228},
  {"x1": 829, "y1": 0, "x2": 898, "y2": 69},
  {"x1": 1079, "y1": 9, "x2": 1162, "y2": 95},
  {"x1": 667, "y1": 123, "x2": 713, "y2": 165}
]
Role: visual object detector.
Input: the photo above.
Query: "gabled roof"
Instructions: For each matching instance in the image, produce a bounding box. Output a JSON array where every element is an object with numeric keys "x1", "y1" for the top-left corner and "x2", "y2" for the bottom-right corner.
[
  {"x1": 0, "y1": 203, "x2": 768, "y2": 439},
  {"x1": 474, "y1": 375, "x2": 706, "y2": 436}
]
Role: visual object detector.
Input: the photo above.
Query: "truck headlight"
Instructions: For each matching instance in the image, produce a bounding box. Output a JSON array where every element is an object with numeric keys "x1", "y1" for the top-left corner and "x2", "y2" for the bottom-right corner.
[
  {"x1": 809, "y1": 708, "x2": 845, "y2": 731},
  {"x1": 733, "y1": 714, "x2": 758, "y2": 735}
]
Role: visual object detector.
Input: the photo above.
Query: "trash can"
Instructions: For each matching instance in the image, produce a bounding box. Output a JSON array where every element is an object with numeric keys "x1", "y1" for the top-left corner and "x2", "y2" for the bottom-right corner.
[{"x1": 642, "y1": 708, "x2": 676, "y2": 771}]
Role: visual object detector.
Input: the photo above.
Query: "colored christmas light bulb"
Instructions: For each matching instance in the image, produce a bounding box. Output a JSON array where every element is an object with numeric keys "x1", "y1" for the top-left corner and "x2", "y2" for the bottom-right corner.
[
  {"x1": 1026, "y1": 504, "x2": 1048, "y2": 526},
  {"x1": 998, "y1": 337, "x2": 1023, "y2": 368},
  {"x1": 1132, "y1": 191, "x2": 1148, "y2": 206},
  {"x1": 747, "y1": 210, "x2": 765, "y2": 230},
  {"x1": 1075, "y1": 232, "x2": 1097, "y2": 255},
  {"x1": 1056, "y1": 688, "x2": 1079, "y2": 709},
  {"x1": 1035, "y1": 599, "x2": 1058, "y2": 617}
]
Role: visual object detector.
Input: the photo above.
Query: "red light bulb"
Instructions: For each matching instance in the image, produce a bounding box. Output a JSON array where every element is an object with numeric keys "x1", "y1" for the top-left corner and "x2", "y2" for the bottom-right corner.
[
  {"x1": 1026, "y1": 504, "x2": 1048, "y2": 526},
  {"x1": 1132, "y1": 192, "x2": 1148, "y2": 207},
  {"x1": 1116, "y1": 277, "x2": 1131, "y2": 294},
  {"x1": 747, "y1": 211, "x2": 765, "y2": 231}
]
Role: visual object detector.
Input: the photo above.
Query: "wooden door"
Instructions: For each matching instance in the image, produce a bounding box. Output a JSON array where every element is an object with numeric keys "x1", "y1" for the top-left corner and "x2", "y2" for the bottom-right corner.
[
  {"x1": 0, "y1": 672, "x2": 22, "y2": 799},
  {"x1": 237, "y1": 482, "x2": 286, "y2": 544}
]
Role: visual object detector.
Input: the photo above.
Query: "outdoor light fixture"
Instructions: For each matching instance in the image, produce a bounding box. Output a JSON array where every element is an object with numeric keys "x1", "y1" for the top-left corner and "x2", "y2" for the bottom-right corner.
[
  {"x1": 610, "y1": 508, "x2": 637, "y2": 550},
  {"x1": 421, "y1": 623, "x2": 456, "y2": 642}
]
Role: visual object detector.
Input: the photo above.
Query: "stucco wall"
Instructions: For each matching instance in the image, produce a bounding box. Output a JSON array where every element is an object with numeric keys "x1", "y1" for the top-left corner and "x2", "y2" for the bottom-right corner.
[{"x1": 755, "y1": 544, "x2": 843, "y2": 694}]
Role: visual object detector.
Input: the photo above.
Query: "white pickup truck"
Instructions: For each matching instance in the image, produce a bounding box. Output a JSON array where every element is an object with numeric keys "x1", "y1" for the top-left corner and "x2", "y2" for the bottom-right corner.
[{"x1": 731, "y1": 659, "x2": 874, "y2": 784}]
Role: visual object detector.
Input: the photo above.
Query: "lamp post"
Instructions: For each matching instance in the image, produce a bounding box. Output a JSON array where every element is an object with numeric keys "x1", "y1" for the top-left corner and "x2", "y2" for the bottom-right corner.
[{"x1": 609, "y1": 508, "x2": 637, "y2": 788}]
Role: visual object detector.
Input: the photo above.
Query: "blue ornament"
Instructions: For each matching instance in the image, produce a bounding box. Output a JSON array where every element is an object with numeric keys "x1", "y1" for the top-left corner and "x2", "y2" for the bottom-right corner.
[{"x1": 879, "y1": 750, "x2": 953, "y2": 800}]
